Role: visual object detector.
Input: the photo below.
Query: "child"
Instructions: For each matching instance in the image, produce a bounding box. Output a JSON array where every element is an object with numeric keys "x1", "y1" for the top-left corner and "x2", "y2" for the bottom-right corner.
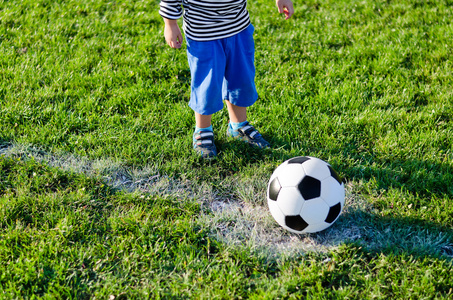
[{"x1": 159, "y1": 0, "x2": 294, "y2": 158}]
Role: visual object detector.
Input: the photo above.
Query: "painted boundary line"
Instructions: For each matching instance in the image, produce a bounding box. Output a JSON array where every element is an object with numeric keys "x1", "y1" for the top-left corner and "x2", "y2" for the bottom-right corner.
[{"x1": 1, "y1": 142, "x2": 451, "y2": 258}]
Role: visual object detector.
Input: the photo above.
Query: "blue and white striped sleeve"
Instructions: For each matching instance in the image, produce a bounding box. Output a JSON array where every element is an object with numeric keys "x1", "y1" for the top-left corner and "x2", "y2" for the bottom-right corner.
[{"x1": 159, "y1": 0, "x2": 183, "y2": 20}]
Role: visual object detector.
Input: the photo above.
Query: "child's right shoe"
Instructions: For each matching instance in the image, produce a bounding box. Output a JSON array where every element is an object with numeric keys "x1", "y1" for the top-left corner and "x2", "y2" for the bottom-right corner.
[
  {"x1": 193, "y1": 130, "x2": 218, "y2": 159},
  {"x1": 227, "y1": 121, "x2": 270, "y2": 149}
]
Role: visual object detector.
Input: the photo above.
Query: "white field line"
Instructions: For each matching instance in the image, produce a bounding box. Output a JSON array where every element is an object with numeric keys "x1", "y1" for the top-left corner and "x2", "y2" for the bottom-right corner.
[{"x1": 1, "y1": 143, "x2": 451, "y2": 258}]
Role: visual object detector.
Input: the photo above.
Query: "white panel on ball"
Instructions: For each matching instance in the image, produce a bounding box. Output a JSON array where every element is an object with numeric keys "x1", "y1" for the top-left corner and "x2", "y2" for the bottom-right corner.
[
  {"x1": 274, "y1": 164, "x2": 305, "y2": 187},
  {"x1": 320, "y1": 177, "x2": 345, "y2": 206},
  {"x1": 299, "y1": 199, "x2": 330, "y2": 225},
  {"x1": 304, "y1": 222, "x2": 330, "y2": 233},
  {"x1": 276, "y1": 187, "x2": 305, "y2": 216},
  {"x1": 300, "y1": 157, "x2": 332, "y2": 181},
  {"x1": 268, "y1": 200, "x2": 286, "y2": 228}
]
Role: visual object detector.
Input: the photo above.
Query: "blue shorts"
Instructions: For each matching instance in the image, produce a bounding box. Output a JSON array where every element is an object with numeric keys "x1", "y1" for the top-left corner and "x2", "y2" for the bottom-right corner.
[{"x1": 186, "y1": 25, "x2": 258, "y2": 115}]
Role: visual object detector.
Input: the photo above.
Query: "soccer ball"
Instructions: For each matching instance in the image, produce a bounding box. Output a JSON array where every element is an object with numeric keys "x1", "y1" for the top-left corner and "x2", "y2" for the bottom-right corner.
[{"x1": 267, "y1": 156, "x2": 345, "y2": 234}]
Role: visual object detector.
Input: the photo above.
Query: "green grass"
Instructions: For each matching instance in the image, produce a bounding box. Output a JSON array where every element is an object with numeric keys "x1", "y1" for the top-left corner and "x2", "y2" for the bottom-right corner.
[
  {"x1": 1, "y1": 0, "x2": 453, "y2": 298},
  {"x1": 1, "y1": 158, "x2": 452, "y2": 298}
]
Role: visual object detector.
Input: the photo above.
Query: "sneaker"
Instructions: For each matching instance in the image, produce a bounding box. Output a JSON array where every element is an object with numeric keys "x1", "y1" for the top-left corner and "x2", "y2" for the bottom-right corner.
[
  {"x1": 227, "y1": 121, "x2": 270, "y2": 149},
  {"x1": 193, "y1": 131, "x2": 218, "y2": 159}
]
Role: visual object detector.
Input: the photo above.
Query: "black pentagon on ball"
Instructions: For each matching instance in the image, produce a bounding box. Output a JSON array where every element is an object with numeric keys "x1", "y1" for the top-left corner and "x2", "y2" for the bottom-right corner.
[
  {"x1": 298, "y1": 175, "x2": 321, "y2": 200},
  {"x1": 328, "y1": 165, "x2": 342, "y2": 185},
  {"x1": 325, "y1": 202, "x2": 342, "y2": 223},
  {"x1": 288, "y1": 156, "x2": 311, "y2": 164},
  {"x1": 268, "y1": 177, "x2": 281, "y2": 201},
  {"x1": 285, "y1": 215, "x2": 309, "y2": 232}
]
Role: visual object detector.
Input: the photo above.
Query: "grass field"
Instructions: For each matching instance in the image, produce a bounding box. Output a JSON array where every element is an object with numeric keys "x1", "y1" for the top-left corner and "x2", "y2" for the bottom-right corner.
[{"x1": 1, "y1": 0, "x2": 453, "y2": 298}]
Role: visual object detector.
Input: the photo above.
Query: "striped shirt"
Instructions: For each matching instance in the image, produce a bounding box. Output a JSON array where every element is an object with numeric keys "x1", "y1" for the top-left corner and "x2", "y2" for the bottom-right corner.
[{"x1": 159, "y1": 0, "x2": 251, "y2": 41}]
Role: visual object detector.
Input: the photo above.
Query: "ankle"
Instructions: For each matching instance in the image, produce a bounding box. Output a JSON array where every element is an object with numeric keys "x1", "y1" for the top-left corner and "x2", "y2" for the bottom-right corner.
[
  {"x1": 194, "y1": 125, "x2": 213, "y2": 134},
  {"x1": 229, "y1": 120, "x2": 248, "y2": 131}
]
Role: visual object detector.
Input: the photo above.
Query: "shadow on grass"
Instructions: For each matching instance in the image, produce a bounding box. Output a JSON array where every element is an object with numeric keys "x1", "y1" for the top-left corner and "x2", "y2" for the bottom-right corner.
[
  {"x1": 310, "y1": 196, "x2": 453, "y2": 260},
  {"x1": 343, "y1": 158, "x2": 453, "y2": 199},
  {"x1": 184, "y1": 135, "x2": 276, "y2": 181},
  {"x1": 219, "y1": 138, "x2": 273, "y2": 160}
]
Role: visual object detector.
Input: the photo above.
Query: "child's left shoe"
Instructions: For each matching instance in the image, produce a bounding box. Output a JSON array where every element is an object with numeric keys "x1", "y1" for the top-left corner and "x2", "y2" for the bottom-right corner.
[{"x1": 227, "y1": 121, "x2": 270, "y2": 149}]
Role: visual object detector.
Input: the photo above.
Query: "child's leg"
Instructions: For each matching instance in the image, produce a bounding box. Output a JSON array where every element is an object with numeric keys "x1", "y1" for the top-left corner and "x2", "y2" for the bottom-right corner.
[
  {"x1": 195, "y1": 112, "x2": 212, "y2": 128},
  {"x1": 225, "y1": 101, "x2": 247, "y2": 123},
  {"x1": 225, "y1": 101, "x2": 270, "y2": 149},
  {"x1": 221, "y1": 26, "x2": 269, "y2": 149},
  {"x1": 186, "y1": 36, "x2": 225, "y2": 159}
]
